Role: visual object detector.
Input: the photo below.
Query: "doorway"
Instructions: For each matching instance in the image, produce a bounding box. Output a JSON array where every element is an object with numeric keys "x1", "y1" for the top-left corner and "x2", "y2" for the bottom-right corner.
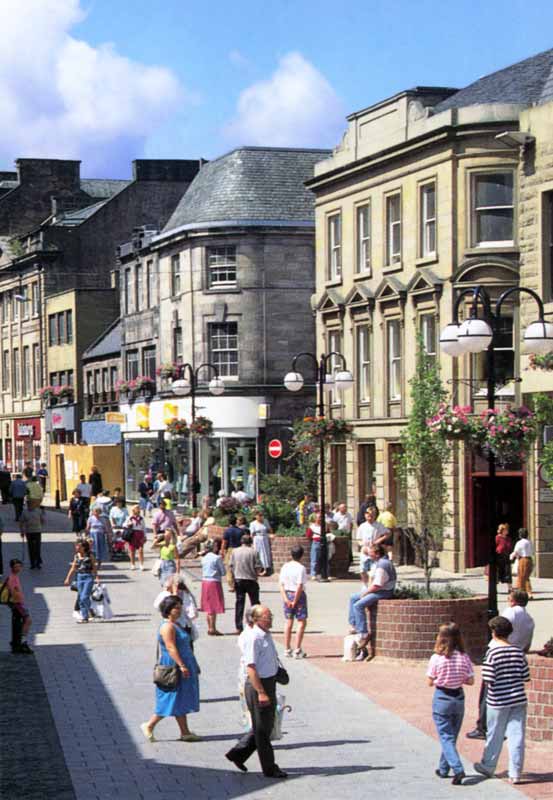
[{"x1": 469, "y1": 474, "x2": 525, "y2": 567}]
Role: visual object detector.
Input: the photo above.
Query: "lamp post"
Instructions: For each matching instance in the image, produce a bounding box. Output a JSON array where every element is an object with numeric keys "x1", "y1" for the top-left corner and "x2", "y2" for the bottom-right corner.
[
  {"x1": 440, "y1": 285, "x2": 552, "y2": 618},
  {"x1": 284, "y1": 351, "x2": 354, "y2": 581},
  {"x1": 171, "y1": 363, "x2": 225, "y2": 507}
]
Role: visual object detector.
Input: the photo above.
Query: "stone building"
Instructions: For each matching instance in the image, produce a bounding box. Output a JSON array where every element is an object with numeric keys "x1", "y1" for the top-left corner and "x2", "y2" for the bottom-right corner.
[
  {"x1": 81, "y1": 318, "x2": 122, "y2": 446},
  {"x1": 0, "y1": 158, "x2": 201, "y2": 471},
  {"x1": 117, "y1": 146, "x2": 328, "y2": 503},
  {"x1": 307, "y1": 48, "x2": 553, "y2": 575}
]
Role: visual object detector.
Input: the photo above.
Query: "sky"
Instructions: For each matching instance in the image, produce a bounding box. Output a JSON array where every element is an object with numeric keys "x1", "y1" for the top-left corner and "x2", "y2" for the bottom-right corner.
[{"x1": 1, "y1": 0, "x2": 553, "y2": 178}]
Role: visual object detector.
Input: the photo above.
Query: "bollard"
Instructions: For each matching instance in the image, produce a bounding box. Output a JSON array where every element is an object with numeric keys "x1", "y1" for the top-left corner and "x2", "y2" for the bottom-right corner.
[{"x1": 55, "y1": 489, "x2": 61, "y2": 509}]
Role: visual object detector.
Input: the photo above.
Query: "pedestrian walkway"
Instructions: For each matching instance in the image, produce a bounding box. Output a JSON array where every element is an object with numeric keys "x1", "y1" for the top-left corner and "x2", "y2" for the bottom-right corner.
[{"x1": 0, "y1": 509, "x2": 537, "y2": 799}]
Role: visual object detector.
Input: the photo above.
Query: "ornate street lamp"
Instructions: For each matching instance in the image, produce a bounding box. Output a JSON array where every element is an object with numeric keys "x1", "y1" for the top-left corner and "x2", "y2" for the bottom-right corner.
[
  {"x1": 440, "y1": 285, "x2": 550, "y2": 618},
  {"x1": 284, "y1": 351, "x2": 354, "y2": 581},
  {"x1": 171, "y1": 362, "x2": 224, "y2": 507}
]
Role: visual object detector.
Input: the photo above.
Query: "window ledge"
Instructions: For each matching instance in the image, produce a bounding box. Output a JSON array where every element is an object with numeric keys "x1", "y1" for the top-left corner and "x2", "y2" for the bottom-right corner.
[
  {"x1": 383, "y1": 263, "x2": 403, "y2": 274},
  {"x1": 353, "y1": 272, "x2": 372, "y2": 282},
  {"x1": 464, "y1": 246, "x2": 519, "y2": 256},
  {"x1": 325, "y1": 278, "x2": 343, "y2": 288},
  {"x1": 415, "y1": 254, "x2": 439, "y2": 267},
  {"x1": 203, "y1": 287, "x2": 241, "y2": 295}
]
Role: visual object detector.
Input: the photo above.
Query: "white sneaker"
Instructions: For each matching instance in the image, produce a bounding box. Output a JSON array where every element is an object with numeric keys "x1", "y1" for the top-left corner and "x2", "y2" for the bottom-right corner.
[
  {"x1": 284, "y1": 648, "x2": 293, "y2": 658},
  {"x1": 140, "y1": 564, "x2": 145, "y2": 571},
  {"x1": 293, "y1": 648, "x2": 307, "y2": 659},
  {"x1": 130, "y1": 565, "x2": 136, "y2": 570}
]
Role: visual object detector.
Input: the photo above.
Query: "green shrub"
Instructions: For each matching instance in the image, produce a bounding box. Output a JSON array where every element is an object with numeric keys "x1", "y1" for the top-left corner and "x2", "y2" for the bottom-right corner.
[
  {"x1": 394, "y1": 583, "x2": 474, "y2": 600},
  {"x1": 273, "y1": 524, "x2": 306, "y2": 537}
]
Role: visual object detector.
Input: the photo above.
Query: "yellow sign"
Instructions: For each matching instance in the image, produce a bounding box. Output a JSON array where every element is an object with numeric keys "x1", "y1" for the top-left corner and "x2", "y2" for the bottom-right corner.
[
  {"x1": 136, "y1": 404, "x2": 150, "y2": 430},
  {"x1": 105, "y1": 412, "x2": 126, "y2": 424},
  {"x1": 163, "y1": 402, "x2": 178, "y2": 426}
]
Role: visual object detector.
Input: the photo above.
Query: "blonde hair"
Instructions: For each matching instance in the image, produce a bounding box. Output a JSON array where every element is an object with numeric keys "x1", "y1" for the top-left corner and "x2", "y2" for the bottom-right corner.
[
  {"x1": 131, "y1": 505, "x2": 141, "y2": 516},
  {"x1": 434, "y1": 623, "x2": 465, "y2": 657},
  {"x1": 497, "y1": 523, "x2": 509, "y2": 535}
]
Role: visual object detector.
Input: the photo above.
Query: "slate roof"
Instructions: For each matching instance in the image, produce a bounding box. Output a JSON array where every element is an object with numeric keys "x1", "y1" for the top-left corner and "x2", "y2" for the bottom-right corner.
[
  {"x1": 54, "y1": 200, "x2": 108, "y2": 226},
  {"x1": 83, "y1": 318, "x2": 121, "y2": 360},
  {"x1": 162, "y1": 147, "x2": 331, "y2": 233},
  {"x1": 435, "y1": 48, "x2": 553, "y2": 112},
  {"x1": 81, "y1": 179, "x2": 131, "y2": 199}
]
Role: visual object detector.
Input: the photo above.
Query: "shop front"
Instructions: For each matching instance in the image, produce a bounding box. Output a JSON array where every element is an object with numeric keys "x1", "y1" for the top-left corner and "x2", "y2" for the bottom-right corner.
[
  {"x1": 121, "y1": 396, "x2": 265, "y2": 506},
  {"x1": 14, "y1": 417, "x2": 42, "y2": 472}
]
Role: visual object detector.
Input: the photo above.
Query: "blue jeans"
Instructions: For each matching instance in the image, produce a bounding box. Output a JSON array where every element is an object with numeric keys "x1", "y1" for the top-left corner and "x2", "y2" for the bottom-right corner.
[
  {"x1": 481, "y1": 703, "x2": 527, "y2": 779},
  {"x1": 432, "y1": 689, "x2": 465, "y2": 776},
  {"x1": 310, "y1": 541, "x2": 321, "y2": 577},
  {"x1": 348, "y1": 589, "x2": 394, "y2": 634},
  {"x1": 77, "y1": 573, "x2": 94, "y2": 620}
]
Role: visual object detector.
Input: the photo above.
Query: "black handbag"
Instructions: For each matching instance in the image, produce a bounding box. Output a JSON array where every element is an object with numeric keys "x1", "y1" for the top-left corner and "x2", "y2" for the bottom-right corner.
[
  {"x1": 153, "y1": 640, "x2": 180, "y2": 692},
  {"x1": 275, "y1": 663, "x2": 289, "y2": 685},
  {"x1": 122, "y1": 529, "x2": 133, "y2": 543}
]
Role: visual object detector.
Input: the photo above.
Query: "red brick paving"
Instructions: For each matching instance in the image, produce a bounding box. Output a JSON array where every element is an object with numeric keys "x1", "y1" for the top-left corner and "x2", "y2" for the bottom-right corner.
[{"x1": 276, "y1": 632, "x2": 553, "y2": 799}]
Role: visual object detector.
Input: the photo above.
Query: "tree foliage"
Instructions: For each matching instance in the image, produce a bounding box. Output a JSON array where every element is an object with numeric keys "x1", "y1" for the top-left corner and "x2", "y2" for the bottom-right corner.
[{"x1": 395, "y1": 334, "x2": 450, "y2": 592}]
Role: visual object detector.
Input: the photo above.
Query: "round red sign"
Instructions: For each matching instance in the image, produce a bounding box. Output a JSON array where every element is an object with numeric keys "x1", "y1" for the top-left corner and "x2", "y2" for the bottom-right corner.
[{"x1": 268, "y1": 439, "x2": 283, "y2": 459}]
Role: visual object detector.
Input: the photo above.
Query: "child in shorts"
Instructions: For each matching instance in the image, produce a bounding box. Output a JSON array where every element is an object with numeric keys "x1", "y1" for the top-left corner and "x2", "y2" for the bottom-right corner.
[{"x1": 279, "y1": 545, "x2": 308, "y2": 659}]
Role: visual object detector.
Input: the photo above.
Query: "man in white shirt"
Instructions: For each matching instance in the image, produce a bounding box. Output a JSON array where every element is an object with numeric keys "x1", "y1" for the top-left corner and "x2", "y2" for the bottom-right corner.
[
  {"x1": 333, "y1": 503, "x2": 353, "y2": 535},
  {"x1": 501, "y1": 589, "x2": 535, "y2": 652},
  {"x1": 226, "y1": 606, "x2": 287, "y2": 779},
  {"x1": 356, "y1": 506, "x2": 388, "y2": 584},
  {"x1": 279, "y1": 545, "x2": 308, "y2": 659}
]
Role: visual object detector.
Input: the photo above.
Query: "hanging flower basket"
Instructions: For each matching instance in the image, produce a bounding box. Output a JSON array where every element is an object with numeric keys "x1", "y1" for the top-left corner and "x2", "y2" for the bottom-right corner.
[
  {"x1": 190, "y1": 416, "x2": 213, "y2": 438},
  {"x1": 167, "y1": 418, "x2": 189, "y2": 436},
  {"x1": 296, "y1": 416, "x2": 354, "y2": 443},
  {"x1": 133, "y1": 376, "x2": 156, "y2": 396},
  {"x1": 480, "y1": 405, "x2": 537, "y2": 463},
  {"x1": 156, "y1": 362, "x2": 181, "y2": 380},
  {"x1": 528, "y1": 352, "x2": 553, "y2": 371},
  {"x1": 426, "y1": 403, "x2": 477, "y2": 442},
  {"x1": 39, "y1": 385, "x2": 57, "y2": 403}
]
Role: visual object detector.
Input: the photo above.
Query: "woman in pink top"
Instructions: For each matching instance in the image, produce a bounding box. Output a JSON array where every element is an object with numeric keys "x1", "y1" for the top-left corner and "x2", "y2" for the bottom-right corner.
[{"x1": 427, "y1": 623, "x2": 474, "y2": 785}]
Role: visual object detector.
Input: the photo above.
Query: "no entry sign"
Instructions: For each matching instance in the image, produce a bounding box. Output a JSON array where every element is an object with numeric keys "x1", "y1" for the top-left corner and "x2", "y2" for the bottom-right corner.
[{"x1": 268, "y1": 438, "x2": 283, "y2": 459}]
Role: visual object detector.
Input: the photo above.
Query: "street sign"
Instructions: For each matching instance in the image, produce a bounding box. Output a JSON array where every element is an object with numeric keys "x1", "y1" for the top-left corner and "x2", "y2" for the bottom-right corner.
[
  {"x1": 105, "y1": 412, "x2": 126, "y2": 424},
  {"x1": 268, "y1": 438, "x2": 283, "y2": 459}
]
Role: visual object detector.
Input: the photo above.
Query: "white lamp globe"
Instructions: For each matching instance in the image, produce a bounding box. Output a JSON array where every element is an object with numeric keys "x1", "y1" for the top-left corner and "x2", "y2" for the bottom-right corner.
[
  {"x1": 439, "y1": 324, "x2": 465, "y2": 357},
  {"x1": 284, "y1": 371, "x2": 304, "y2": 392},
  {"x1": 172, "y1": 378, "x2": 191, "y2": 396},
  {"x1": 323, "y1": 374, "x2": 335, "y2": 391},
  {"x1": 523, "y1": 320, "x2": 553, "y2": 355},
  {"x1": 335, "y1": 370, "x2": 354, "y2": 391},
  {"x1": 457, "y1": 318, "x2": 493, "y2": 353},
  {"x1": 208, "y1": 376, "x2": 225, "y2": 396}
]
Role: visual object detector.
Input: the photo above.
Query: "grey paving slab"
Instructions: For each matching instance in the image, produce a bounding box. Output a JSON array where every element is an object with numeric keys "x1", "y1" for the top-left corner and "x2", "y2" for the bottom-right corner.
[{"x1": 0, "y1": 508, "x2": 527, "y2": 800}]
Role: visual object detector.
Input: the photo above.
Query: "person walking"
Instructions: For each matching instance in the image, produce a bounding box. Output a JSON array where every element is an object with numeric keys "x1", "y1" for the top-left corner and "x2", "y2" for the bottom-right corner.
[
  {"x1": 153, "y1": 529, "x2": 180, "y2": 586},
  {"x1": 225, "y1": 605, "x2": 287, "y2": 779},
  {"x1": 75, "y1": 474, "x2": 92, "y2": 515},
  {"x1": 221, "y1": 515, "x2": 243, "y2": 592},
  {"x1": 427, "y1": 623, "x2": 474, "y2": 785},
  {"x1": 5, "y1": 558, "x2": 33, "y2": 653},
  {"x1": 474, "y1": 616, "x2": 531, "y2": 785},
  {"x1": 85, "y1": 507, "x2": 111, "y2": 569},
  {"x1": 37, "y1": 463, "x2": 48, "y2": 493},
  {"x1": 200, "y1": 539, "x2": 225, "y2": 636},
  {"x1": 19, "y1": 504, "x2": 45, "y2": 569},
  {"x1": 511, "y1": 528, "x2": 534, "y2": 599},
  {"x1": 151, "y1": 499, "x2": 178, "y2": 542},
  {"x1": 109, "y1": 496, "x2": 129, "y2": 544},
  {"x1": 140, "y1": 596, "x2": 200, "y2": 743},
  {"x1": 0, "y1": 463, "x2": 11, "y2": 504},
  {"x1": 124, "y1": 505, "x2": 147, "y2": 570},
  {"x1": 89, "y1": 465, "x2": 103, "y2": 497},
  {"x1": 10, "y1": 474, "x2": 26, "y2": 522},
  {"x1": 64, "y1": 540, "x2": 98, "y2": 623},
  {"x1": 231, "y1": 534, "x2": 262, "y2": 633},
  {"x1": 279, "y1": 545, "x2": 308, "y2": 659},
  {"x1": 249, "y1": 511, "x2": 272, "y2": 576},
  {"x1": 496, "y1": 523, "x2": 513, "y2": 593},
  {"x1": 305, "y1": 513, "x2": 323, "y2": 580},
  {"x1": 68, "y1": 489, "x2": 87, "y2": 535}
]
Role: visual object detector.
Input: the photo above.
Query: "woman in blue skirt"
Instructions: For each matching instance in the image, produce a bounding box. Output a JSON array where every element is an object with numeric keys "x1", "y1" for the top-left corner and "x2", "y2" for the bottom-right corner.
[{"x1": 141, "y1": 596, "x2": 201, "y2": 742}]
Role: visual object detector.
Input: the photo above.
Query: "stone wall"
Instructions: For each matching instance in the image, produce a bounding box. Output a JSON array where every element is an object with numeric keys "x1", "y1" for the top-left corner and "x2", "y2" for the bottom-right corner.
[
  {"x1": 372, "y1": 597, "x2": 488, "y2": 662},
  {"x1": 527, "y1": 655, "x2": 553, "y2": 742}
]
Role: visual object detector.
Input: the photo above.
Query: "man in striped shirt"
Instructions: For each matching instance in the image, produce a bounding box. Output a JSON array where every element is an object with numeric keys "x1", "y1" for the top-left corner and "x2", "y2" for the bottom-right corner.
[{"x1": 474, "y1": 616, "x2": 530, "y2": 785}]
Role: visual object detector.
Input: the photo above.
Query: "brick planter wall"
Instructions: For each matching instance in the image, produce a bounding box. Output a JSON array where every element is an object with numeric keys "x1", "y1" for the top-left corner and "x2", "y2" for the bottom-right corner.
[
  {"x1": 527, "y1": 655, "x2": 553, "y2": 742},
  {"x1": 372, "y1": 597, "x2": 488, "y2": 663},
  {"x1": 271, "y1": 535, "x2": 351, "y2": 578}
]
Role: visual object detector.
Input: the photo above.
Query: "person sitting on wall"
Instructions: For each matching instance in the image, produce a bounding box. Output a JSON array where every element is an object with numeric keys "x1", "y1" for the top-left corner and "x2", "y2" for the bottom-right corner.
[{"x1": 347, "y1": 543, "x2": 396, "y2": 650}]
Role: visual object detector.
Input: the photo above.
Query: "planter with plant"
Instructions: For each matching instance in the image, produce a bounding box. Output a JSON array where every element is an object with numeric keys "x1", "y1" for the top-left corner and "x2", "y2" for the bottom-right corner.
[
  {"x1": 528, "y1": 352, "x2": 553, "y2": 371},
  {"x1": 166, "y1": 418, "x2": 189, "y2": 437},
  {"x1": 156, "y1": 362, "x2": 181, "y2": 381},
  {"x1": 39, "y1": 385, "x2": 58, "y2": 405}
]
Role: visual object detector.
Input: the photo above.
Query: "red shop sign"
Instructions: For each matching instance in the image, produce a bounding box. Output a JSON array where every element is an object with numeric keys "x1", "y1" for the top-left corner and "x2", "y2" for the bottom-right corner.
[{"x1": 15, "y1": 418, "x2": 41, "y2": 440}]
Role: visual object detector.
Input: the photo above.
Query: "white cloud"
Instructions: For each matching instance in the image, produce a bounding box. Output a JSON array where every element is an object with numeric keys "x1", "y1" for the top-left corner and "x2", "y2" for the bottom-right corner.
[
  {"x1": 224, "y1": 52, "x2": 345, "y2": 148},
  {"x1": 0, "y1": 0, "x2": 184, "y2": 175}
]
